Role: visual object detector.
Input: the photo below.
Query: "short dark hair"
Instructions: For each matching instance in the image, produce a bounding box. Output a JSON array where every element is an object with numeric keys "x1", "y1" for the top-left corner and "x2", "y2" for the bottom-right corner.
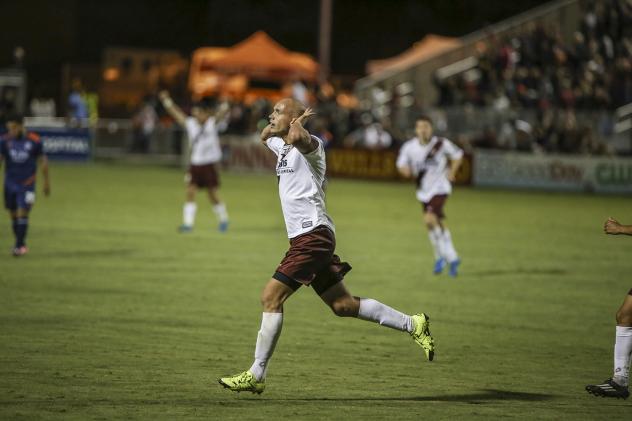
[
  {"x1": 195, "y1": 96, "x2": 217, "y2": 110},
  {"x1": 415, "y1": 114, "x2": 433, "y2": 126}
]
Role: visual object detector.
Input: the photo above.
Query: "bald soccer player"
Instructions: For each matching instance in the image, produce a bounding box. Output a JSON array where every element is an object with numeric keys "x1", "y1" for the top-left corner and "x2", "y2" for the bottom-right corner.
[{"x1": 218, "y1": 98, "x2": 435, "y2": 394}]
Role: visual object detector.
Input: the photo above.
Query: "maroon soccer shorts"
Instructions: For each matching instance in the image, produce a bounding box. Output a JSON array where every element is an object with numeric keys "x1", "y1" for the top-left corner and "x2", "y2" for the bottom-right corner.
[
  {"x1": 188, "y1": 163, "x2": 220, "y2": 188},
  {"x1": 422, "y1": 194, "x2": 448, "y2": 219},
  {"x1": 273, "y1": 226, "x2": 352, "y2": 295}
]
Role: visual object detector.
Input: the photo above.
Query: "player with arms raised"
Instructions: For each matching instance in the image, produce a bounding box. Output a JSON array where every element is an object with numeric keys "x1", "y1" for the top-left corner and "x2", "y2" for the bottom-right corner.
[
  {"x1": 159, "y1": 91, "x2": 230, "y2": 233},
  {"x1": 397, "y1": 115, "x2": 463, "y2": 277},
  {"x1": 218, "y1": 98, "x2": 435, "y2": 394},
  {"x1": 0, "y1": 114, "x2": 50, "y2": 256}
]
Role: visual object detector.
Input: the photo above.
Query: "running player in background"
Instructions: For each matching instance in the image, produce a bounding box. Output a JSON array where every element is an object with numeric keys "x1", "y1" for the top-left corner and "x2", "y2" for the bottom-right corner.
[
  {"x1": 396, "y1": 115, "x2": 463, "y2": 277},
  {"x1": 586, "y1": 217, "x2": 632, "y2": 400},
  {"x1": 218, "y1": 99, "x2": 434, "y2": 395},
  {"x1": 159, "y1": 91, "x2": 230, "y2": 233},
  {"x1": 0, "y1": 113, "x2": 50, "y2": 256}
]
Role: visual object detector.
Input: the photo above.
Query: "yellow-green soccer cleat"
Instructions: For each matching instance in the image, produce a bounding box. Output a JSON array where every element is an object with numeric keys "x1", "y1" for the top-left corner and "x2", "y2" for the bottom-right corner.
[
  {"x1": 410, "y1": 313, "x2": 434, "y2": 361},
  {"x1": 218, "y1": 370, "x2": 265, "y2": 394}
]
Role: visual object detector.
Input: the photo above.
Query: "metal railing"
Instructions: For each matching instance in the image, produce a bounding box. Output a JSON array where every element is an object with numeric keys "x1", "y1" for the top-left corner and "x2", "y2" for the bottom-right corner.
[{"x1": 355, "y1": 0, "x2": 581, "y2": 107}]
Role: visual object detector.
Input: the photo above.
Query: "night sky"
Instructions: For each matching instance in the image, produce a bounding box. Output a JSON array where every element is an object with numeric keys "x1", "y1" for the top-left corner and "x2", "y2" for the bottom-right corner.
[{"x1": 1, "y1": 0, "x2": 550, "y2": 89}]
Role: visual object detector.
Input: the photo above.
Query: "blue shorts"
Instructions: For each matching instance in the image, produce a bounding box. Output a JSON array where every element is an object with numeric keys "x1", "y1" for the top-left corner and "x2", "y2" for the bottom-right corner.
[{"x1": 4, "y1": 183, "x2": 36, "y2": 211}]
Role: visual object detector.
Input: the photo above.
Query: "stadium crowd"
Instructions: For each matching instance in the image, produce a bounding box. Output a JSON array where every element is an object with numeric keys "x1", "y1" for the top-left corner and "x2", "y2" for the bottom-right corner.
[
  {"x1": 212, "y1": 0, "x2": 632, "y2": 156},
  {"x1": 434, "y1": 0, "x2": 632, "y2": 154}
]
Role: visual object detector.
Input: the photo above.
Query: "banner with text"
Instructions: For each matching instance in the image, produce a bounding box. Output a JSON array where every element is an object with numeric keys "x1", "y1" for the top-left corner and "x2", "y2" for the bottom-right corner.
[
  {"x1": 28, "y1": 127, "x2": 92, "y2": 161},
  {"x1": 326, "y1": 148, "x2": 472, "y2": 184},
  {"x1": 221, "y1": 139, "x2": 472, "y2": 185},
  {"x1": 473, "y1": 150, "x2": 632, "y2": 194}
]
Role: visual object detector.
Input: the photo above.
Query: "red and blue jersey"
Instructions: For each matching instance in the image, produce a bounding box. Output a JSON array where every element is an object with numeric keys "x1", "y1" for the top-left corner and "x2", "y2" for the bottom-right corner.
[{"x1": 0, "y1": 132, "x2": 43, "y2": 187}]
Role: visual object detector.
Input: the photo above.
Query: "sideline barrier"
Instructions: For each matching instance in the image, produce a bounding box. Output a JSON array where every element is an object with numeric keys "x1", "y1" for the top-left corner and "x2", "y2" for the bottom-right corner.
[
  {"x1": 222, "y1": 136, "x2": 276, "y2": 172},
  {"x1": 222, "y1": 140, "x2": 473, "y2": 185},
  {"x1": 326, "y1": 148, "x2": 472, "y2": 185},
  {"x1": 27, "y1": 126, "x2": 92, "y2": 161},
  {"x1": 3, "y1": 122, "x2": 92, "y2": 161},
  {"x1": 473, "y1": 149, "x2": 632, "y2": 194}
]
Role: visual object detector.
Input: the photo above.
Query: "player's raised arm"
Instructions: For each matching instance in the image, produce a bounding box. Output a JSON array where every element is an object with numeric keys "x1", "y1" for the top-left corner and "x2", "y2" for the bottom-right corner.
[
  {"x1": 40, "y1": 155, "x2": 50, "y2": 197},
  {"x1": 286, "y1": 107, "x2": 317, "y2": 154},
  {"x1": 159, "y1": 90, "x2": 187, "y2": 126},
  {"x1": 604, "y1": 217, "x2": 632, "y2": 236},
  {"x1": 214, "y1": 101, "x2": 230, "y2": 123}
]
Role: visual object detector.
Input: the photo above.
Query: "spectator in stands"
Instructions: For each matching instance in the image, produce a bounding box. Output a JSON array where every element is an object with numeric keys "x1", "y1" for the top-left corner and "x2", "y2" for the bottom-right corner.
[{"x1": 67, "y1": 78, "x2": 89, "y2": 125}]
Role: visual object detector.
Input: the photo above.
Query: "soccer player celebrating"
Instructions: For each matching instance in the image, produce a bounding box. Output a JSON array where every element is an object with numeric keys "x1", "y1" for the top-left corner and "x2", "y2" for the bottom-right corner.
[
  {"x1": 218, "y1": 99, "x2": 435, "y2": 394},
  {"x1": 396, "y1": 115, "x2": 463, "y2": 277},
  {"x1": 586, "y1": 217, "x2": 632, "y2": 400},
  {"x1": 159, "y1": 91, "x2": 230, "y2": 232},
  {"x1": 0, "y1": 114, "x2": 50, "y2": 256}
]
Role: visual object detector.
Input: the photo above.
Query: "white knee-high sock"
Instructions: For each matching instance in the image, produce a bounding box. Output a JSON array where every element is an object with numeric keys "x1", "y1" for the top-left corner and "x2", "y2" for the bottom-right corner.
[
  {"x1": 613, "y1": 326, "x2": 632, "y2": 386},
  {"x1": 357, "y1": 298, "x2": 414, "y2": 333},
  {"x1": 249, "y1": 312, "x2": 283, "y2": 381},
  {"x1": 430, "y1": 226, "x2": 445, "y2": 260},
  {"x1": 427, "y1": 229, "x2": 441, "y2": 260},
  {"x1": 213, "y1": 202, "x2": 229, "y2": 223},
  {"x1": 440, "y1": 228, "x2": 458, "y2": 263},
  {"x1": 183, "y1": 202, "x2": 197, "y2": 226}
]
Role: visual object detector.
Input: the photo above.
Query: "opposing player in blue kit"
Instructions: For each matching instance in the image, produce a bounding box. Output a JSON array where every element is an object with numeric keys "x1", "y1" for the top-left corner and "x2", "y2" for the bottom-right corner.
[{"x1": 0, "y1": 114, "x2": 50, "y2": 256}]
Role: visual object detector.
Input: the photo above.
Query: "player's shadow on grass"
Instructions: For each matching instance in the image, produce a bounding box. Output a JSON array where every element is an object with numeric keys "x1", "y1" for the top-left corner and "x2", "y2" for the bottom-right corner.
[
  {"x1": 468, "y1": 268, "x2": 567, "y2": 276},
  {"x1": 261, "y1": 389, "x2": 555, "y2": 403}
]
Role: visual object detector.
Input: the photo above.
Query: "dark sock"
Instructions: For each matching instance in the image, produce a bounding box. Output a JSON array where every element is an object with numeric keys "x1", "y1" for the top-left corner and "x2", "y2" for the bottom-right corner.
[
  {"x1": 12, "y1": 219, "x2": 18, "y2": 238},
  {"x1": 15, "y1": 218, "x2": 28, "y2": 248}
]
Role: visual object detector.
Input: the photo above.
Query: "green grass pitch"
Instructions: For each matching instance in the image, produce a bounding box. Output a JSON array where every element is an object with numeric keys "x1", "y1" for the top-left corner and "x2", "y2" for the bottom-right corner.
[{"x1": 1, "y1": 163, "x2": 631, "y2": 419}]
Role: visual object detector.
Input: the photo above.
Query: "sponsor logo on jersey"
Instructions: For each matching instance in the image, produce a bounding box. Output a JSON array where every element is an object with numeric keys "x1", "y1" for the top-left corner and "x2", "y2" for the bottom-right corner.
[
  {"x1": 9, "y1": 149, "x2": 30, "y2": 163},
  {"x1": 276, "y1": 147, "x2": 295, "y2": 174}
]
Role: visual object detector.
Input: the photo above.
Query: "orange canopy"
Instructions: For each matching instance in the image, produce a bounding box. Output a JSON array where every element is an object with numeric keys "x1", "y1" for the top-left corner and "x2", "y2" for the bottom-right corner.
[
  {"x1": 366, "y1": 34, "x2": 462, "y2": 75},
  {"x1": 202, "y1": 31, "x2": 318, "y2": 81}
]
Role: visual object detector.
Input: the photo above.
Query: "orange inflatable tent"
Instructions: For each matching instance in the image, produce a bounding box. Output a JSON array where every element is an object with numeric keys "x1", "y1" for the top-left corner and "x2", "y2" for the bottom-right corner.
[
  {"x1": 189, "y1": 31, "x2": 318, "y2": 102},
  {"x1": 366, "y1": 34, "x2": 461, "y2": 75}
]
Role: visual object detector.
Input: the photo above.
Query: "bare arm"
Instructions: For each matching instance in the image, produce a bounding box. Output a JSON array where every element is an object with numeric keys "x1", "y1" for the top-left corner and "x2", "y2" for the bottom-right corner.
[
  {"x1": 40, "y1": 155, "x2": 50, "y2": 196},
  {"x1": 604, "y1": 217, "x2": 632, "y2": 236},
  {"x1": 448, "y1": 157, "x2": 463, "y2": 183},
  {"x1": 159, "y1": 91, "x2": 187, "y2": 126},
  {"x1": 397, "y1": 165, "x2": 412, "y2": 179},
  {"x1": 286, "y1": 108, "x2": 317, "y2": 154}
]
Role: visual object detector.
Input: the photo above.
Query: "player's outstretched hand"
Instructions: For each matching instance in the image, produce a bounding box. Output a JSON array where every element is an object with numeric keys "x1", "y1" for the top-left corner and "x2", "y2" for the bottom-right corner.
[
  {"x1": 290, "y1": 107, "x2": 316, "y2": 127},
  {"x1": 158, "y1": 90, "x2": 170, "y2": 102},
  {"x1": 604, "y1": 217, "x2": 622, "y2": 235}
]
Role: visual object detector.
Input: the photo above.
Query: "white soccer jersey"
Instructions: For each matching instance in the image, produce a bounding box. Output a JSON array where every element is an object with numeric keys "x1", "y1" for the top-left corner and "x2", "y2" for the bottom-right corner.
[
  {"x1": 185, "y1": 117, "x2": 222, "y2": 165},
  {"x1": 265, "y1": 135, "x2": 335, "y2": 239},
  {"x1": 396, "y1": 136, "x2": 463, "y2": 203}
]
